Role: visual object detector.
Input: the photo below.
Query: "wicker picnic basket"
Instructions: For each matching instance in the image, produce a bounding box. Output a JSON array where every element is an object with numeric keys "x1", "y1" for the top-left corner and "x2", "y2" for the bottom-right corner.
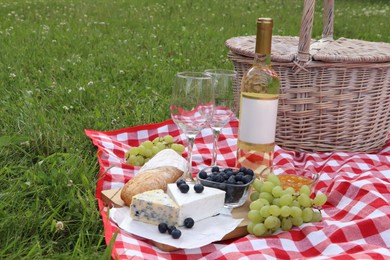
[{"x1": 225, "y1": 0, "x2": 390, "y2": 153}]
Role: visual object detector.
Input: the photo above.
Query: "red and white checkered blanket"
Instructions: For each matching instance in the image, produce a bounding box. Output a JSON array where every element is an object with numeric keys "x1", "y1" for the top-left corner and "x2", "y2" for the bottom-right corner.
[{"x1": 85, "y1": 118, "x2": 390, "y2": 259}]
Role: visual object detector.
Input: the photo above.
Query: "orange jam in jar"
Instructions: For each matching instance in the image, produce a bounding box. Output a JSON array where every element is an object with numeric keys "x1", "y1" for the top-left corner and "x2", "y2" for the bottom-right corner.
[{"x1": 278, "y1": 174, "x2": 313, "y2": 191}]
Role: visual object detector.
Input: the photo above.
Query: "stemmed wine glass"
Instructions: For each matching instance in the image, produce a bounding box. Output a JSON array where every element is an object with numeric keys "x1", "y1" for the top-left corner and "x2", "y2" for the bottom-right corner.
[
  {"x1": 204, "y1": 69, "x2": 238, "y2": 166},
  {"x1": 170, "y1": 72, "x2": 214, "y2": 182}
]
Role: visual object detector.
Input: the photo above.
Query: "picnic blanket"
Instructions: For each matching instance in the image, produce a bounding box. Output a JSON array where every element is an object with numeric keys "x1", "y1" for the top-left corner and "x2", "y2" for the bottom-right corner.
[{"x1": 85, "y1": 118, "x2": 390, "y2": 259}]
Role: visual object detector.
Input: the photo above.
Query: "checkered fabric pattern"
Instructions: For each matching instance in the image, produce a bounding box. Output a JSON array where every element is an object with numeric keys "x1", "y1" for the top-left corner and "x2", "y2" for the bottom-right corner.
[{"x1": 85, "y1": 118, "x2": 390, "y2": 260}]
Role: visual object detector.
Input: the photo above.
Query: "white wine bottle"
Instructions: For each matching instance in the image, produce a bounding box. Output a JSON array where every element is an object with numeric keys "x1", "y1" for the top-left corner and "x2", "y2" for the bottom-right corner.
[{"x1": 236, "y1": 18, "x2": 280, "y2": 176}]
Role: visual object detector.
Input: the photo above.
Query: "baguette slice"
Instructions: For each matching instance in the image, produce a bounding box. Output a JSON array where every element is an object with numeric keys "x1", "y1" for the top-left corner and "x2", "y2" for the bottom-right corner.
[{"x1": 120, "y1": 166, "x2": 183, "y2": 206}]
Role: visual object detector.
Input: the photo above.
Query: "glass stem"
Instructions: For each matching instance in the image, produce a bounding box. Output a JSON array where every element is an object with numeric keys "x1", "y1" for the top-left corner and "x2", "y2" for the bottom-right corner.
[
  {"x1": 211, "y1": 128, "x2": 220, "y2": 166},
  {"x1": 186, "y1": 136, "x2": 195, "y2": 182}
]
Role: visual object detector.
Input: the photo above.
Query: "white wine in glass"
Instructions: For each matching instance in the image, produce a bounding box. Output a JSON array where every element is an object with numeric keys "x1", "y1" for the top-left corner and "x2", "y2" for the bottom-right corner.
[
  {"x1": 170, "y1": 72, "x2": 214, "y2": 182},
  {"x1": 205, "y1": 69, "x2": 238, "y2": 166}
]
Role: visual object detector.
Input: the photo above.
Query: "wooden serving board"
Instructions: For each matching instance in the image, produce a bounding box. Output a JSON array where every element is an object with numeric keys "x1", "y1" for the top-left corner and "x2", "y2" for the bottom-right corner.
[{"x1": 101, "y1": 188, "x2": 250, "y2": 252}]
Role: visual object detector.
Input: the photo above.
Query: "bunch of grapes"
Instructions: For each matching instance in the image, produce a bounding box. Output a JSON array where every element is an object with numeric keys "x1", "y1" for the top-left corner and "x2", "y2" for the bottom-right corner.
[
  {"x1": 125, "y1": 135, "x2": 185, "y2": 166},
  {"x1": 247, "y1": 173, "x2": 327, "y2": 237}
]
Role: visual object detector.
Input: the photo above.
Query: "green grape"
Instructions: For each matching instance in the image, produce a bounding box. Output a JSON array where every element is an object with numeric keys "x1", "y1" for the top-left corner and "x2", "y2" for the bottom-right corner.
[
  {"x1": 135, "y1": 155, "x2": 145, "y2": 166},
  {"x1": 291, "y1": 200, "x2": 300, "y2": 207},
  {"x1": 138, "y1": 145, "x2": 146, "y2": 155},
  {"x1": 261, "y1": 181, "x2": 275, "y2": 193},
  {"x1": 302, "y1": 208, "x2": 314, "y2": 222},
  {"x1": 128, "y1": 147, "x2": 140, "y2": 156},
  {"x1": 300, "y1": 185, "x2": 311, "y2": 197},
  {"x1": 274, "y1": 217, "x2": 281, "y2": 231},
  {"x1": 171, "y1": 143, "x2": 185, "y2": 154},
  {"x1": 259, "y1": 198, "x2": 270, "y2": 206},
  {"x1": 269, "y1": 205, "x2": 281, "y2": 217},
  {"x1": 250, "y1": 199, "x2": 264, "y2": 211},
  {"x1": 280, "y1": 205, "x2": 291, "y2": 217},
  {"x1": 250, "y1": 191, "x2": 260, "y2": 201},
  {"x1": 164, "y1": 135, "x2": 174, "y2": 144},
  {"x1": 152, "y1": 146, "x2": 161, "y2": 156},
  {"x1": 260, "y1": 205, "x2": 271, "y2": 218},
  {"x1": 252, "y1": 179, "x2": 263, "y2": 192},
  {"x1": 291, "y1": 216, "x2": 303, "y2": 226},
  {"x1": 267, "y1": 173, "x2": 281, "y2": 186},
  {"x1": 139, "y1": 147, "x2": 152, "y2": 157},
  {"x1": 259, "y1": 192, "x2": 274, "y2": 203},
  {"x1": 313, "y1": 193, "x2": 327, "y2": 207},
  {"x1": 156, "y1": 142, "x2": 166, "y2": 151},
  {"x1": 284, "y1": 187, "x2": 295, "y2": 195},
  {"x1": 297, "y1": 193, "x2": 311, "y2": 208},
  {"x1": 272, "y1": 185, "x2": 284, "y2": 198},
  {"x1": 281, "y1": 217, "x2": 293, "y2": 231},
  {"x1": 125, "y1": 150, "x2": 131, "y2": 160},
  {"x1": 264, "y1": 216, "x2": 279, "y2": 229},
  {"x1": 248, "y1": 210, "x2": 263, "y2": 223},
  {"x1": 247, "y1": 222, "x2": 255, "y2": 234},
  {"x1": 272, "y1": 198, "x2": 280, "y2": 207},
  {"x1": 127, "y1": 156, "x2": 137, "y2": 166},
  {"x1": 312, "y1": 210, "x2": 322, "y2": 222},
  {"x1": 279, "y1": 194, "x2": 293, "y2": 207},
  {"x1": 142, "y1": 140, "x2": 154, "y2": 149},
  {"x1": 253, "y1": 223, "x2": 267, "y2": 237},
  {"x1": 125, "y1": 134, "x2": 184, "y2": 167},
  {"x1": 152, "y1": 137, "x2": 161, "y2": 144},
  {"x1": 290, "y1": 206, "x2": 302, "y2": 218}
]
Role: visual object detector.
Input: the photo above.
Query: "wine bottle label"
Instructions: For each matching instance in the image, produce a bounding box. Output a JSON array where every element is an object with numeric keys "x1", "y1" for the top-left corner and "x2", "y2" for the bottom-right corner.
[{"x1": 238, "y1": 93, "x2": 278, "y2": 145}]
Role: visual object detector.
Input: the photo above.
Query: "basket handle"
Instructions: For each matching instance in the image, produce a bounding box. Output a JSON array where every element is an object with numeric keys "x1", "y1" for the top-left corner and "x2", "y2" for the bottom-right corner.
[
  {"x1": 293, "y1": 0, "x2": 334, "y2": 72},
  {"x1": 322, "y1": 0, "x2": 334, "y2": 39}
]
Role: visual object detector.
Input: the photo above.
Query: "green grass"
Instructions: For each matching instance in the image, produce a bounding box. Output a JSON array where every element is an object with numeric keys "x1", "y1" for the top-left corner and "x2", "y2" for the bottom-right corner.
[{"x1": 0, "y1": 0, "x2": 388, "y2": 258}]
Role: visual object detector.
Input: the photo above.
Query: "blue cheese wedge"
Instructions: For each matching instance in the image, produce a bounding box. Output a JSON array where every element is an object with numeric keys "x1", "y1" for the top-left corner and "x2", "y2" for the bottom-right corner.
[
  {"x1": 130, "y1": 189, "x2": 179, "y2": 226},
  {"x1": 167, "y1": 183, "x2": 226, "y2": 225}
]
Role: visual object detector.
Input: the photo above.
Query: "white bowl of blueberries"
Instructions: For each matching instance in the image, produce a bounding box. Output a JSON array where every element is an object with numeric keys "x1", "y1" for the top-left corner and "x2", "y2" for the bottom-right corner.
[{"x1": 196, "y1": 166, "x2": 255, "y2": 208}]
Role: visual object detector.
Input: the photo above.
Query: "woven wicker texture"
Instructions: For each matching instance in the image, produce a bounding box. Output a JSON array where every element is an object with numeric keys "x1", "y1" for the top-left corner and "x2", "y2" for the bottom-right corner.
[
  {"x1": 313, "y1": 38, "x2": 390, "y2": 62},
  {"x1": 225, "y1": 0, "x2": 390, "y2": 153}
]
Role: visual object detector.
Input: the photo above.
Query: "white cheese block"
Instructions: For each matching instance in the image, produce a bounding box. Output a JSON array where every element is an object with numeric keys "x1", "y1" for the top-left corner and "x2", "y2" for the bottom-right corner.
[
  {"x1": 167, "y1": 183, "x2": 226, "y2": 225},
  {"x1": 130, "y1": 189, "x2": 179, "y2": 226},
  {"x1": 137, "y1": 149, "x2": 187, "y2": 175}
]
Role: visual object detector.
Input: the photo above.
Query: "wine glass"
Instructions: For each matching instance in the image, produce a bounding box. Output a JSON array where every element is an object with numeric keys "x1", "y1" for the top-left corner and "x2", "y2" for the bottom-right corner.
[
  {"x1": 204, "y1": 69, "x2": 238, "y2": 166},
  {"x1": 170, "y1": 72, "x2": 214, "y2": 182}
]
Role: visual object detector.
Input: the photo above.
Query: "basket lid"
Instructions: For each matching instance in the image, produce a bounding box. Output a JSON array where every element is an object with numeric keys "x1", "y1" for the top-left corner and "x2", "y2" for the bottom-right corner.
[
  {"x1": 225, "y1": 35, "x2": 311, "y2": 63},
  {"x1": 312, "y1": 38, "x2": 390, "y2": 63},
  {"x1": 225, "y1": 36, "x2": 390, "y2": 63}
]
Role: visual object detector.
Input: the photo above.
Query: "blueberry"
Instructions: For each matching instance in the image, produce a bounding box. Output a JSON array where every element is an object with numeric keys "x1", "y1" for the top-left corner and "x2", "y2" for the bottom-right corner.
[
  {"x1": 235, "y1": 173, "x2": 244, "y2": 182},
  {"x1": 198, "y1": 170, "x2": 208, "y2": 179},
  {"x1": 227, "y1": 175, "x2": 236, "y2": 184},
  {"x1": 236, "y1": 181, "x2": 244, "y2": 185},
  {"x1": 225, "y1": 170, "x2": 234, "y2": 177},
  {"x1": 242, "y1": 175, "x2": 253, "y2": 184},
  {"x1": 194, "y1": 183, "x2": 204, "y2": 193},
  {"x1": 211, "y1": 166, "x2": 220, "y2": 172},
  {"x1": 176, "y1": 179, "x2": 186, "y2": 188},
  {"x1": 222, "y1": 173, "x2": 229, "y2": 180},
  {"x1": 239, "y1": 166, "x2": 247, "y2": 173},
  {"x1": 167, "y1": 225, "x2": 176, "y2": 234},
  {"x1": 232, "y1": 169, "x2": 239, "y2": 175},
  {"x1": 245, "y1": 168, "x2": 254, "y2": 176},
  {"x1": 215, "y1": 174, "x2": 225, "y2": 183},
  {"x1": 223, "y1": 167, "x2": 233, "y2": 173},
  {"x1": 184, "y1": 217, "x2": 195, "y2": 228},
  {"x1": 171, "y1": 229, "x2": 182, "y2": 239},
  {"x1": 179, "y1": 183, "x2": 190, "y2": 193},
  {"x1": 158, "y1": 223, "x2": 168, "y2": 233}
]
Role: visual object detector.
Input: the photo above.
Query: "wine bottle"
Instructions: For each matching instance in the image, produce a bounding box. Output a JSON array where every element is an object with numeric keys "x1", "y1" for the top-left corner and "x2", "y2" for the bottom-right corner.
[{"x1": 235, "y1": 18, "x2": 280, "y2": 176}]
